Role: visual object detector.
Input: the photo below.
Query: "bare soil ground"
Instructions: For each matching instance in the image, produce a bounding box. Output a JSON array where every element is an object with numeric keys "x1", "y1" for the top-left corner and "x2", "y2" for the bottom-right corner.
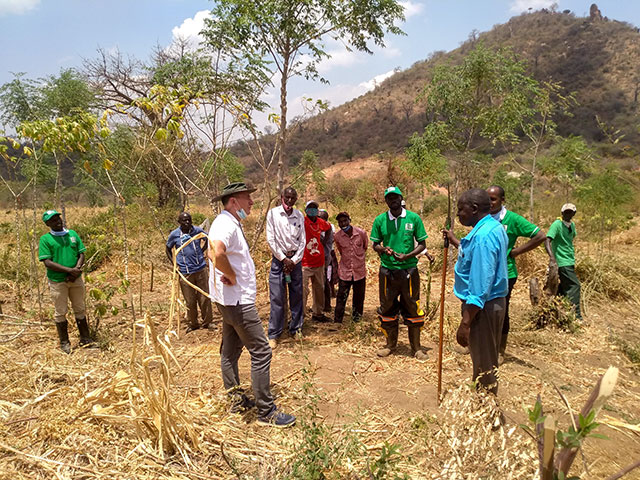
[{"x1": 0, "y1": 190, "x2": 639, "y2": 479}]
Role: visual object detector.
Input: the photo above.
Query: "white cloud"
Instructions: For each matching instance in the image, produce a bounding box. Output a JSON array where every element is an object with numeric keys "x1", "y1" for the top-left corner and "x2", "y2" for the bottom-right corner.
[
  {"x1": 171, "y1": 10, "x2": 211, "y2": 48},
  {"x1": 0, "y1": 0, "x2": 40, "y2": 16},
  {"x1": 359, "y1": 69, "x2": 397, "y2": 91},
  {"x1": 509, "y1": 0, "x2": 557, "y2": 13},
  {"x1": 399, "y1": 1, "x2": 424, "y2": 19}
]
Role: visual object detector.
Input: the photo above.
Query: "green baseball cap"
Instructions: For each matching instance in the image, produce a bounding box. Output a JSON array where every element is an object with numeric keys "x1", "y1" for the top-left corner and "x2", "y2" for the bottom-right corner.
[
  {"x1": 384, "y1": 186, "x2": 402, "y2": 197},
  {"x1": 42, "y1": 209, "x2": 61, "y2": 222}
]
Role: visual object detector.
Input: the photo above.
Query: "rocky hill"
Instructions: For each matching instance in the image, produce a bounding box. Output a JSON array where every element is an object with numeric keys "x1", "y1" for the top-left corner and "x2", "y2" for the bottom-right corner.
[{"x1": 246, "y1": 5, "x2": 640, "y2": 169}]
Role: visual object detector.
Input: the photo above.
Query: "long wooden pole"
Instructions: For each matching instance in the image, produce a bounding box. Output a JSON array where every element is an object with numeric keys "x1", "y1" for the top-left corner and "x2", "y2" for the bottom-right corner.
[
  {"x1": 437, "y1": 243, "x2": 448, "y2": 404},
  {"x1": 437, "y1": 184, "x2": 452, "y2": 404}
]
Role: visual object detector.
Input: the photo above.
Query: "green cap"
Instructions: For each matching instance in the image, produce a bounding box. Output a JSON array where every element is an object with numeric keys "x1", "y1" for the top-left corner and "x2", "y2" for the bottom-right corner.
[
  {"x1": 42, "y1": 209, "x2": 61, "y2": 223},
  {"x1": 384, "y1": 186, "x2": 402, "y2": 197}
]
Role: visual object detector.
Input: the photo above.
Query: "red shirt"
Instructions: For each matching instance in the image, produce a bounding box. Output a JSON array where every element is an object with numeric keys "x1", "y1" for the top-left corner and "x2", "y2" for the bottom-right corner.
[
  {"x1": 334, "y1": 226, "x2": 368, "y2": 281},
  {"x1": 302, "y1": 217, "x2": 331, "y2": 268}
]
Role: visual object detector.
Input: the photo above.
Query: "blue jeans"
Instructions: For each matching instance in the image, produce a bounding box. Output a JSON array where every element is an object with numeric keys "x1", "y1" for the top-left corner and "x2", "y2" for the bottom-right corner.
[{"x1": 268, "y1": 257, "x2": 304, "y2": 339}]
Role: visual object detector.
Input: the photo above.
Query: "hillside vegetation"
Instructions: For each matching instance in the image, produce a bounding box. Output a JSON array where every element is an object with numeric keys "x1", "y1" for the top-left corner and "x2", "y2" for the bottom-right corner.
[{"x1": 246, "y1": 7, "x2": 640, "y2": 168}]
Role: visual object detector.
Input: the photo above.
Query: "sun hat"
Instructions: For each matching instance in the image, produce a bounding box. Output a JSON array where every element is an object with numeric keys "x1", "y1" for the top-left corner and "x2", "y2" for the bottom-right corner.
[
  {"x1": 212, "y1": 182, "x2": 257, "y2": 202},
  {"x1": 561, "y1": 203, "x2": 577, "y2": 212}
]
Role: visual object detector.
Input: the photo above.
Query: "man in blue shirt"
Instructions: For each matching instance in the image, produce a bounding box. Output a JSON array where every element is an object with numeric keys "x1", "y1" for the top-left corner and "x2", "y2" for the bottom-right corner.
[
  {"x1": 444, "y1": 189, "x2": 508, "y2": 394},
  {"x1": 166, "y1": 212, "x2": 213, "y2": 332}
]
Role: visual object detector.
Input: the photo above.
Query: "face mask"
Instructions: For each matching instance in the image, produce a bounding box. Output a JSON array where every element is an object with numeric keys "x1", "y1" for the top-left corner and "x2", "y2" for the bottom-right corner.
[
  {"x1": 50, "y1": 228, "x2": 69, "y2": 237},
  {"x1": 237, "y1": 208, "x2": 247, "y2": 220},
  {"x1": 340, "y1": 225, "x2": 351, "y2": 232},
  {"x1": 306, "y1": 208, "x2": 318, "y2": 217}
]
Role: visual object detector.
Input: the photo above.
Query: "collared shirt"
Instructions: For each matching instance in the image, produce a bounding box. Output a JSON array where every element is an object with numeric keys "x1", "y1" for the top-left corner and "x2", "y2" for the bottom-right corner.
[
  {"x1": 547, "y1": 219, "x2": 576, "y2": 267},
  {"x1": 334, "y1": 226, "x2": 368, "y2": 281},
  {"x1": 166, "y1": 226, "x2": 208, "y2": 275},
  {"x1": 302, "y1": 216, "x2": 331, "y2": 268},
  {"x1": 492, "y1": 208, "x2": 540, "y2": 279},
  {"x1": 265, "y1": 205, "x2": 305, "y2": 263},
  {"x1": 370, "y1": 208, "x2": 428, "y2": 270},
  {"x1": 38, "y1": 230, "x2": 86, "y2": 282},
  {"x1": 208, "y1": 210, "x2": 256, "y2": 306},
  {"x1": 454, "y1": 215, "x2": 508, "y2": 309}
]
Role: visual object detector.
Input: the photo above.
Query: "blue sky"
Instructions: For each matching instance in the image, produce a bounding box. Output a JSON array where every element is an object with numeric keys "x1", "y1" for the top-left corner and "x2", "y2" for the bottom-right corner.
[{"x1": 1, "y1": 0, "x2": 640, "y2": 128}]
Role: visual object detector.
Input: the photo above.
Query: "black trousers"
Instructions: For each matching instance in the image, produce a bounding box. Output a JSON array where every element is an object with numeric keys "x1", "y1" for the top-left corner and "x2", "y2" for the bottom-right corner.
[
  {"x1": 502, "y1": 277, "x2": 517, "y2": 336},
  {"x1": 378, "y1": 267, "x2": 425, "y2": 327},
  {"x1": 334, "y1": 277, "x2": 366, "y2": 323}
]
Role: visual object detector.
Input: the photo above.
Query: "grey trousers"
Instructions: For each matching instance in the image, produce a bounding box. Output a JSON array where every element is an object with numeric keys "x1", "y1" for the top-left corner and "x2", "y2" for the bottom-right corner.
[
  {"x1": 466, "y1": 297, "x2": 506, "y2": 395},
  {"x1": 215, "y1": 303, "x2": 275, "y2": 417}
]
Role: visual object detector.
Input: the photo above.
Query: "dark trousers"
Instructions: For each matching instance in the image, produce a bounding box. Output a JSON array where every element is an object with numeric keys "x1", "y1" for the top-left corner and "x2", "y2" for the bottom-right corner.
[
  {"x1": 334, "y1": 277, "x2": 366, "y2": 323},
  {"x1": 378, "y1": 267, "x2": 425, "y2": 327},
  {"x1": 179, "y1": 268, "x2": 213, "y2": 328},
  {"x1": 216, "y1": 303, "x2": 275, "y2": 417},
  {"x1": 467, "y1": 297, "x2": 506, "y2": 395},
  {"x1": 558, "y1": 265, "x2": 582, "y2": 319},
  {"x1": 502, "y1": 277, "x2": 518, "y2": 336},
  {"x1": 268, "y1": 258, "x2": 304, "y2": 339}
]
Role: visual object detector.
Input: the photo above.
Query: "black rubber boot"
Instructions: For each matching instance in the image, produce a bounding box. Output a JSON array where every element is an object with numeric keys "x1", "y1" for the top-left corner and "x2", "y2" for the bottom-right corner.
[
  {"x1": 376, "y1": 323, "x2": 398, "y2": 357},
  {"x1": 408, "y1": 326, "x2": 428, "y2": 360},
  {"x1": 75, "y1": 317, "x2": 95, "y2": 347},
  {"x1": 56, "y1": 321, "x2": 71, "y2": 354}
]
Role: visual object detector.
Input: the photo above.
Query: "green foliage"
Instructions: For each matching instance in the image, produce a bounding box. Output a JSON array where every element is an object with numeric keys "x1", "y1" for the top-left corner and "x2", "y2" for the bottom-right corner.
[
  {"x1": 409, "y1": 45, "x2": 545, "y2": 197},
  {"x1": 419, "y1": 44, "x2": 540, "y2": 151},
  {"x1": 540, "y1": 135, "x2": 594, "y2": 198},
  {"x1": 0, "y1": 70, "x2": 97, "y2": 126},
  {"x1": 491, "y1": 168, "x2": 531, "y2": 213},
  {"x1": 290, "y1": 150, "x2": 326, "y2": 194},
  {"x1": 286, "y1": 361, "x2": 408, "y2": 479},
  {"x1": 576, "y1": 167, "x2": 633, "y2": 241},
  {"x1": 556, "y1": 410, "x2": 606, "y2": 450}
]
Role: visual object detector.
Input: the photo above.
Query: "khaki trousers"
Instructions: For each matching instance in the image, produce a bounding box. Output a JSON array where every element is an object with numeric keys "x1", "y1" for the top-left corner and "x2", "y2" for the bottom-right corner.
[
  {"x1": 48, "y1": 276, "x2": 86, "y2": 323},
  {"x1": 179, "y1": 268, "x2": 213, "y2": 328},
  {"x1": 302, "y1": 266, "x2": 325, "y2": 315}
]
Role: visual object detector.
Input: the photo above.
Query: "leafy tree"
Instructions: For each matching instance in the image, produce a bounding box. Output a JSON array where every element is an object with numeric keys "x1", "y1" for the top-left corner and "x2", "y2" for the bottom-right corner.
[
  {"x1": 576, "y1": 167, "x2": 633, "y2": 245},
  {"x1": 408, "y1": 45, "x2": 544, "y2": 214},
  {"x1": 540, "y1": 135, "x2": 594, "y2": 201},
  {"x1": 84, "y1": 45, "x2": 268, "y2": 207},
  {"x1": 204, "y1": 0, "x2": 405, "y2": 192}
]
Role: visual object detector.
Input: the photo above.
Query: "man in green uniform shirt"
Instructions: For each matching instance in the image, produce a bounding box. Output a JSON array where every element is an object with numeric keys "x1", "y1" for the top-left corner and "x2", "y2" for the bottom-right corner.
[
  {"x1": 545, "y1": 203, "x2": 582, "y2": 320},
  {"x1": 38, "y1": 210, "x2": 93, "y2": 353},
  {"x1": 370, "y1": 186, "x2": 433, "y2": 360},
  {"x1": 487, "y1": 186, "x2": 549, "y2": 363}
]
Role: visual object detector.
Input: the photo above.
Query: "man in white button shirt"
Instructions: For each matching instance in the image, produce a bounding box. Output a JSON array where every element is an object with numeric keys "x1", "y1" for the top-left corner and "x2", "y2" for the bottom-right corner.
[
  {"x1": 266, "y1": 186, "x2": 306, "y2": 348},
  {"x1": 209, "y1": 182, "x2": 295, "y2": 428}
]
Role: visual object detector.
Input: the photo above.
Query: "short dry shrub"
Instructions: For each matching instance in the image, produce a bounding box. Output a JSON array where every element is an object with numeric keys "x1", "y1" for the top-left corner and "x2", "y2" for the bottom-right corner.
[
  {"x1": 576, "y1": 254, "x2": 640, "y2": 302},
  {"x1": 526, "y1": 295, "x2": 580, "y2": 333}
]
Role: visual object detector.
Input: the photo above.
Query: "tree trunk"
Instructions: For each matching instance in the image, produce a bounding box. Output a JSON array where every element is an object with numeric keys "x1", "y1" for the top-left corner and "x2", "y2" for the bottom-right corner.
[
  {"x1": 14, "y1": 196, "x2": 23, "y2": 311},
  {"x1": 276, "y1": 51, "x2": 290, "y2": 194}
]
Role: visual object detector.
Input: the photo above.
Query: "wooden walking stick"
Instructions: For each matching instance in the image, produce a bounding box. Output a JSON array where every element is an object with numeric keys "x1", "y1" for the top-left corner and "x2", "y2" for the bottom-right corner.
[{"x1": 437, "y1": 185, "x2": 451, "y2": 404}]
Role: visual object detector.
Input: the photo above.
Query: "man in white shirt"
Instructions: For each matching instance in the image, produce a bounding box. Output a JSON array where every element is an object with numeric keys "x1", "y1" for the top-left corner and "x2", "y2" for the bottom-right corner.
[
  {"x1": 209, "y1": 182, "x2": 295, "y2": 428},
  {"x1": 265, "y1": 186, "x2": 306, "y2": 348}
]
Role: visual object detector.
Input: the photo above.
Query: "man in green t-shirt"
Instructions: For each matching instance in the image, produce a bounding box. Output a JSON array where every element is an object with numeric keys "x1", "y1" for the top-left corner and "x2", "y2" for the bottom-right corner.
[
  {"x1": 370, "y1": 186, "x2": 433, "y2": 360},
  {"x1": 487, "y1": 186, "x2": 549, "y2": 363},
  {"x1": 545, "y1": 203, "x2": 582, "y2": 320},
  {"x1": 38, "y1": 210, "x2": 93, "y2": 353}
]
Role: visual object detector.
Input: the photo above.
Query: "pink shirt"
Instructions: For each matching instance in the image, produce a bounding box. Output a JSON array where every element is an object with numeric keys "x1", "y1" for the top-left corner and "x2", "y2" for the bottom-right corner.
[{"x1": 334, "y1": 226, "x2": 368, "y2": 281}]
